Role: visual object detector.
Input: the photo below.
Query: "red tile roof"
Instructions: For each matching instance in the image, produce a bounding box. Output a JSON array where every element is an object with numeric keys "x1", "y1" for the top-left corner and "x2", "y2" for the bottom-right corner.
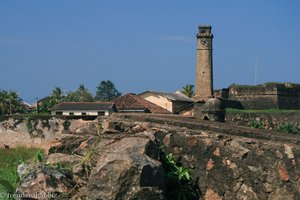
[{"x1": 113, "y1": 93, "x2": 170, "y2": 114}]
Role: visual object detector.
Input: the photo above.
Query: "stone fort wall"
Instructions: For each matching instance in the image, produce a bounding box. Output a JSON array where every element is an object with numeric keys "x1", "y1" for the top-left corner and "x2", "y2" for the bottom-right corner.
[
  {"x1": 214, "y1": 83, "x2": 300, "y2": 110},
  {"x1": 226, "y1": 112, "x2": 300, "y2": 130}
]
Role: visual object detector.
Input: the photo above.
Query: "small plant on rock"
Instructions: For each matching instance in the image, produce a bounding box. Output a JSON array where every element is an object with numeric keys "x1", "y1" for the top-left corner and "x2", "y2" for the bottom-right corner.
[
  {"x1": 160, "y1": 147, "x2": 200, "y2": 200},
  {"x1": 25, "y1": 117, "x2": 33, "y2": 133},
  {"x1": 36, "y1": 150, "x2": 45, "y2": 163}
]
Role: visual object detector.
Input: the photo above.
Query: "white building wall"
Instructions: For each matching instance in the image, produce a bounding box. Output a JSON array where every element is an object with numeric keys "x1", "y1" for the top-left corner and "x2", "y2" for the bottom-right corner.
[
  {"x1": 51, "y1": 110, "x2": 110, "y2": 116},
  {"x1": 139, "y1": 93, "x2": 173, "y2": 112}
]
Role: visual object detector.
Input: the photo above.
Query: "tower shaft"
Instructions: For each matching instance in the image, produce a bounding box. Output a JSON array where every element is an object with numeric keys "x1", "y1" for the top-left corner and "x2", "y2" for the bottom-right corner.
[{"x1": 195, "y1": 25, "x2": 214, "y2": 101}]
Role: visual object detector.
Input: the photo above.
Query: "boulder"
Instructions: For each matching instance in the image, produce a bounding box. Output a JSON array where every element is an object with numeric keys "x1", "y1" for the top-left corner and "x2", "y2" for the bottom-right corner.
[
  {"x1": 69, "y1": 119, "x2": 98, "y2": 135},
  {"x1": 47, "y1": 153, "x2": 82, "y2": 166},
  {"x1": 73, "y1": 136, "x2": 97, "y2": 156},
  {"x1": 16, "y1": 163, "x2": 74, "y2": 200},
  {"x1": 48, "y1": 134, "x2": 88, "y2": 154},
  {"x1": 101, "y1": 119, "x2": 151, "y2": 134},
  {"x1": 84, "y1": 136, "x2": 165, "y2": 200}
]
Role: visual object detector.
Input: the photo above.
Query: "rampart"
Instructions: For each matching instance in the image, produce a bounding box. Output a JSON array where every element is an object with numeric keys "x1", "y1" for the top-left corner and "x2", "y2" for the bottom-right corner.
[
  {"x1": 215, "y1": 83, "x2": 300, "y2": 110},
  {"x1": 226, "y1": 111, "x2": 300, "y2": 130}
]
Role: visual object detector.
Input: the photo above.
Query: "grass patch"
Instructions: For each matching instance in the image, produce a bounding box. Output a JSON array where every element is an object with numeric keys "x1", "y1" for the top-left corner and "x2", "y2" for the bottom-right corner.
[
  {"x1": 226, "y1": 108, "x2": 300, "y2": 114},
  {"x1": 0, "y1": 147, "x2": 42, "y2": 199}
]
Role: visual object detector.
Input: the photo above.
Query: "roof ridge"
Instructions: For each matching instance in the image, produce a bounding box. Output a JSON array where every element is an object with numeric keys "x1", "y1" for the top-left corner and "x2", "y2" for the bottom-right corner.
[{"x1": 60, "y1": 101, "x2": 113, "y2": 104}]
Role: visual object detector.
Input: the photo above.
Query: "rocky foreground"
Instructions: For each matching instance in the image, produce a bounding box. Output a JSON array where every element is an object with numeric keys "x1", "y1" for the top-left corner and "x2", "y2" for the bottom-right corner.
[{"x1": 10, "y1": 114, "x2": 300, "y2": 199}]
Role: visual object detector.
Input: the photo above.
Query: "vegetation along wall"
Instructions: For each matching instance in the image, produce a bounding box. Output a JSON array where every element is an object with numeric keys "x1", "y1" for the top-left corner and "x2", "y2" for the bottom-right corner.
[{"x1": 226, "y1": 111, "x2": 300, "y2": 131}]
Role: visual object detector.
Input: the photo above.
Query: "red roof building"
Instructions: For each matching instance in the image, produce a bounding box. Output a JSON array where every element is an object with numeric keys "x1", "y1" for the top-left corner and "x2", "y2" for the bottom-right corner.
[{"x1": 113, "y1": 93, "x2": 170, "y2": 114}]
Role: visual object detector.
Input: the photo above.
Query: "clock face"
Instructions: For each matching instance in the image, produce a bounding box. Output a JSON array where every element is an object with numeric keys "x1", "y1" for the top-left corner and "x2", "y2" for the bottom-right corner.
[{"x1": 201, "y1": 38, "x2": 207, "y2": 46}]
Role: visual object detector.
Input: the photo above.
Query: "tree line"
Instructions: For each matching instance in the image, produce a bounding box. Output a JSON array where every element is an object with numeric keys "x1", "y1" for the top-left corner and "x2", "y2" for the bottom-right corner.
[
  {"x1": 0, "y1": 80, "x2": 121, "y2": 115},
  {"x1": 0, "y1": 81, "x2": 195, "y2": 115}
]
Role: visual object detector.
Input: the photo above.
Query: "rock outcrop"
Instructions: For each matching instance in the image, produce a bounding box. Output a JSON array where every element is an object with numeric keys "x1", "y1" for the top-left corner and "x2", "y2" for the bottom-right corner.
[
  {"x1": 86, "y1": 137, "x2": 165, "y2": 200},
  {"x1": 13, "y1": 113, "x2": 300, "y2": 199},
  {"x1": 16, "y1": 163, "x2": 75, "y2": 200}
]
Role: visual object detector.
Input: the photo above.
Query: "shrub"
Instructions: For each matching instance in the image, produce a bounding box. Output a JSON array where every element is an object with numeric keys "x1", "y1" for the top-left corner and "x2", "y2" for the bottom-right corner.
[
  {"x1": 276, "y1": 123, "x2": 300, "y2": 135},
  {"x1": 248, "y1": 120, "x2": 264, "y2": 129},
  {"x1": 160, "y1": 147, "x2": 200, "y2": 200},
  {"x1": 0, "y1": 147, "x2": 41, "y2": 199}
]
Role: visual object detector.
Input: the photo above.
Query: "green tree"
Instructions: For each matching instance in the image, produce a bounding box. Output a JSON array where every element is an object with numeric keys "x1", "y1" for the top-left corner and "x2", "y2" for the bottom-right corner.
[
  {"x1": 49, "y1": 87, "x2": 64, "y2": 105},
  {"x1": 0, "y1": 90, "x2": 24, "y2": 115},
  {"x1": 64, "y1": 84, "x2": 95, "y2": 102},
  {"x1": 37, "y1": 87, "x2": 65, "y2": 113},
  {"x1": 95, "y1": 80, "x2": 121, "y2": 101},
  {"x1": 181, "y1": 84, "x2": 195, "y2": 98}
]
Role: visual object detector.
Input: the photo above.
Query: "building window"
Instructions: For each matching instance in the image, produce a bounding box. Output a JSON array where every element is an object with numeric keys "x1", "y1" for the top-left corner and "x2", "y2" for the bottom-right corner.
[
  {"x1": 56, "y1": 112, "x2": 63, "y2": 115},
  {"x1": 98, "y1": 111, "x2": 105, "y2": 116},
  {"x1": 81, "y1": 112, "x2": 87, "y2": 116},
  {"x1": 69, "y1": 112, "x2": 74, "y2": 116}
]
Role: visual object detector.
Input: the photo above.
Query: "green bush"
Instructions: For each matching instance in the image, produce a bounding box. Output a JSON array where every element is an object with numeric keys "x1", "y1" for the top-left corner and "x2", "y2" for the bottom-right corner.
[
  {"x1": 160, "y1": 147, "x2": 200, "y2": 200},
  {"x1": 275, "y1": 123, "x2": 300, "y2": 134},
  {"x1": 0, "y1": 147, "x2": 41, "y2": 199},
  {"x1": 248, "y1": 120, "x2": 264, "y2": 129}
]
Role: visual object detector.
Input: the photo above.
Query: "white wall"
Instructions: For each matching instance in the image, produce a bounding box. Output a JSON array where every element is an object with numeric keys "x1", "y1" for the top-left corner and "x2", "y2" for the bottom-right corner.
[
  {"x1": 51, "y1": 110, "x2": 110, "y2": 116},
  {"x1": 139, "y1": 93, "x2": 173, "y2": 112}
]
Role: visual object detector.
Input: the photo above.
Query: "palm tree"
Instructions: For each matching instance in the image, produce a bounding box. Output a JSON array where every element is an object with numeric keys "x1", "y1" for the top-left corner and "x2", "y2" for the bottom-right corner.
[
  {"x1": 50, "y1": 87, "x2": 64, "y2": 105},
  {"x1": 181, "y1": 84, "x2": 195, "y2": 98},
  {"x1": 0, "y1": 91, "x2": 8, "y2": 115},
  {"x1": 0, "y1": 90, "x2": 22, "y2": 115}
]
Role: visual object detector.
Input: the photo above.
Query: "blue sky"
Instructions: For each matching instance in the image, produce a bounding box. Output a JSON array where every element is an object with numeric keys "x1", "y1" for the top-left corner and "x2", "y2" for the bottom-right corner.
[{"x1": 1, "y1": 1, "x2": 299, "y2": 103}]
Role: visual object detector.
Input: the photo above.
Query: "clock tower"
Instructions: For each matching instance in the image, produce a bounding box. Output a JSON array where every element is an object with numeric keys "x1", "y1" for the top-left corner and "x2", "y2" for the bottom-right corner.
[{"x1": 194, "y1": 25, "x2": 214, "y2": 101}]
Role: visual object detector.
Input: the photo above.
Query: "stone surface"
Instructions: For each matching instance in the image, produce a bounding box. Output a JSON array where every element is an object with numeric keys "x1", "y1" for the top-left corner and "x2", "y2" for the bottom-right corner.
[
  {"x1": 46, "y1": 153, "x2": 82, "y2": 166},
  {"x1": 268, "y1": 187, "x2": 294, "y2": 200},
  {"x1": 16, "y1": 163, "x2": 74, "y2": 200},
  {"x1": 5, "y1": 113, "x2": 300, "y2": 199},
  {"x1": 101, "y1": 119, "x2": 151, "y2": 134},
  {"x1": 284, "y1": 144, "x2": 294, "y2": 159},
  {"x1": 206, "y1": 158, "x2": 214, "y2": 171},
  {"x1": 236, "y1": 184, "x2": 258, "y2": 200},
  {"x1": 69, "y1": 119, "x2": 99, "y2": 135},
  {"x1": 73, "y1": 136, "x2": 97, "y2": 156},
  {"x1": 48, "y1": 134, "x2": 87, "y2": 154},
  {"x1": 0, "y1": 117, "x2": 64, "y2": 150},
  {"x1": 85, "y1": 137, "x2": 165, "y2": 200},
  {"x1": 278, "y1": 163, "x2": 289, "y2": 181},
  {"x1": 226, "y1": 112, "x2": 300, "y2": 130},
  {"x1": 226, "y1": 140, "x2": 250, "y2": 158},
  {"x1": 204, "y1": 188, "x2": 222, "y2": 200},
  {"x1": 115, "y1": 113, "x2": 300, "y2": 200}
]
